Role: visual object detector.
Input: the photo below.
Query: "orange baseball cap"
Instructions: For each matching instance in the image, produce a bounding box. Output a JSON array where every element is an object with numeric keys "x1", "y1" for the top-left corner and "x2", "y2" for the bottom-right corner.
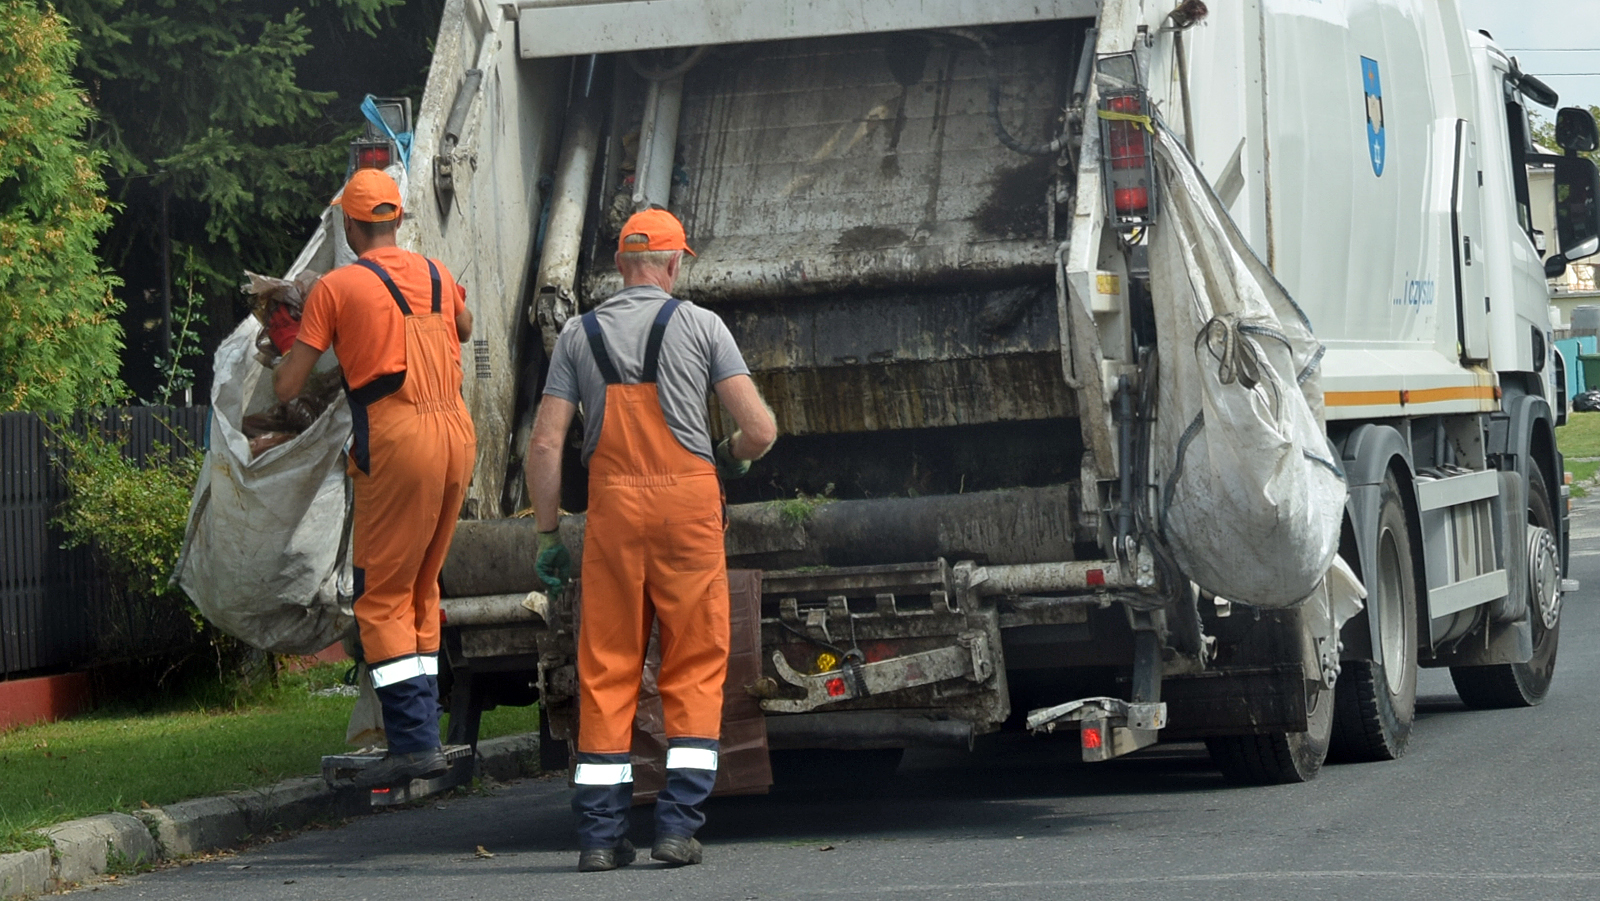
[
  {"x1": 331, "y1": 168, "x2": 403, "y2": 223},
  {"x1": 618, "y1": 208, "x2": 695, "y2": 256}
]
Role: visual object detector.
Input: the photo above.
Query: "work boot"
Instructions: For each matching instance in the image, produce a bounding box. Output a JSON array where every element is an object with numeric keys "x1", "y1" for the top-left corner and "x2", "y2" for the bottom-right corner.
[
  {"x1": 351, "y1": 748, "x2": 448, "y2": 789},
  {"x1": 651, "y1": 835, "x2": 703, "y2": 867},
  {"x1": 577, "y1": 839, "x2": 636, "y2": 872}
]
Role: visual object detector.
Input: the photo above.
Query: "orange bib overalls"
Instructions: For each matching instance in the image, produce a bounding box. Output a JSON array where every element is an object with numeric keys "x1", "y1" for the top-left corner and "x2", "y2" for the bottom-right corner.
[
  {"x1": 571, "y1": 298, "x2": 731, "y2": 849},
  {"x1": 347, "y1": 258, "x2": 476, "y2": 755}
]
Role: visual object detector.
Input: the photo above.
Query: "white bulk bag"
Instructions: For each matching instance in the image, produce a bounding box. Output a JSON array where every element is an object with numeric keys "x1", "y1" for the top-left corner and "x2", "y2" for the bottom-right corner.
[
  {"x1": 175, "y1": 317, "x2": 353, "y2": 653},
  {"x1": 1148, "y1": 124, "x2": 1347, "y2": 607}
]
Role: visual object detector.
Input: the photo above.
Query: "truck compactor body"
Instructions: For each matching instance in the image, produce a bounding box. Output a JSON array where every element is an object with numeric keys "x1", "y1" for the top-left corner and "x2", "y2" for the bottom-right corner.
[{"x1": 282, "y1": 0, "x2": 1599, "y2": 785}]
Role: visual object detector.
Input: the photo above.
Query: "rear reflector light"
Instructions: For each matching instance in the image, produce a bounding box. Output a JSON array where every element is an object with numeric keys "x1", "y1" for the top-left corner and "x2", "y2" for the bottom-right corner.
[
  {"x1": 1081, "y1": 725, "x2": 1103, "y2": 750},
  {"x1": 825, "y1": 677, "x2": 847, "y2": 698},
  {"x1": 1086, "y1": 569, "x2": 1106, "y2": 587}
]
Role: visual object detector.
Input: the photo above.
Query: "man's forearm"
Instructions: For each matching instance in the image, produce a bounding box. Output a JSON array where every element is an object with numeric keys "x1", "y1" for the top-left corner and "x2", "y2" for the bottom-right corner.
[
  {"x1": 527, "y1": 448, "x2": 563, "y2": 533},
  {"x1": 524, "y1": 396, "x2": 577, "y2": 532},
  {"x1": 273, "y1": 341, "x2": 317, "y2": 403}
]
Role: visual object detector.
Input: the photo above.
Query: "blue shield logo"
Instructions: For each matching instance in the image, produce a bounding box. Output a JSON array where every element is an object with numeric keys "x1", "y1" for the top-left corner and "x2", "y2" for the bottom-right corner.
[{"x1": 1362, "y1": 57, "x2": 1385, "y2": 177}]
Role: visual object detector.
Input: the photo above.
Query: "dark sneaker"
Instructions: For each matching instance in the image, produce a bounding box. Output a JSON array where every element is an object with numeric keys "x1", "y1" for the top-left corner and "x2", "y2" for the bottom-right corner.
[
  {"x1": 351, "y1": 749, "x2": 448, "y2": 789},
  {"x1": 651, "y1": 835, "x2": 702, "y2": 867},
  {"x1": 577, "y1": 839, "x2": 636, "y2": 872}
]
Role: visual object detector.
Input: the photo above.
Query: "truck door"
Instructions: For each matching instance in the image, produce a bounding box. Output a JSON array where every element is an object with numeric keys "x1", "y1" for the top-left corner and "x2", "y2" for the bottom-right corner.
[{"x1": 1454, "y1": 119, "x2": 1491, "y2": 361}]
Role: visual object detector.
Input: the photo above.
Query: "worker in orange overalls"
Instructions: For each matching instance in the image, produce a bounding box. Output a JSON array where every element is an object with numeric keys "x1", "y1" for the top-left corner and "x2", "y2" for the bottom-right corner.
[
  {"x1": 275, "y1": 168, "x2": 477, "y2": 788},
  {"x1": 525, "y1": 209, "x2": 777, "y2": 872}
]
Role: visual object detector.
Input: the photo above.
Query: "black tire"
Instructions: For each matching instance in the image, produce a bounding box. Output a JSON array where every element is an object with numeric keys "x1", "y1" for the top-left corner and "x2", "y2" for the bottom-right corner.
[
  {"x1": 1450, "y1": 466, "x2": 1562, "y2": 708},
  {"x1": 1330, "y1": 472, "x2": 1418, "y2": 762},
  {"x1": 1206, "y1": 672, "x2": 1333, "y2": 785}
]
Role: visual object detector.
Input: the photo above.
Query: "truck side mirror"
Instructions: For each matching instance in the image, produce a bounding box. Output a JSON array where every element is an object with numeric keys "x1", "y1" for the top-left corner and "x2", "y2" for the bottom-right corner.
[
  {"x1": 1556, "y1": 106, "x2": 1600, "y2": 154},
  {"x1": 1549, "y1": 155, "x2": 1600, "y2": 277}
]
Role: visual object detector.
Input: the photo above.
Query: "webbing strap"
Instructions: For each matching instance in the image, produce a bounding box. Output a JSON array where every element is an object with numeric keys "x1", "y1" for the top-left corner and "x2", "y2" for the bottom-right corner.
[
  {"x1": 641, "y1": 299, "x2": 682, "y2": 385},
  {"x1": 353, "y1": 258, "x2": 442, "y2": 315},
  {"x1": 581, "y1": 311, "x2": 624, "y2": 385},
  {"x1": 354, "y1": 259, "x2": 411, "y2": 315}
]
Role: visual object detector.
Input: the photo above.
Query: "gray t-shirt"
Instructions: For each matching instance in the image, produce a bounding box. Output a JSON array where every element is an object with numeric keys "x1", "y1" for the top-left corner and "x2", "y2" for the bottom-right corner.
[{"x1": 544, "y1": 284, "x2": 750, "y2": 466}]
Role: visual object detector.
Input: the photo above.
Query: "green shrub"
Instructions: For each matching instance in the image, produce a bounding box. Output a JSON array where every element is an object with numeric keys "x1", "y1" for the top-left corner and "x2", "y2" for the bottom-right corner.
[{"x1": 52, "y1": 423, "x2": 201, "y2": 605}]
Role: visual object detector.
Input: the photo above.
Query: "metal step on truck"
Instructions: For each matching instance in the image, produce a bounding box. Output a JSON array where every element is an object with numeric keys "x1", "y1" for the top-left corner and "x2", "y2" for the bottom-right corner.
[{"x1": 277, "y1": 0, "x2": 1597, "y2": 789}]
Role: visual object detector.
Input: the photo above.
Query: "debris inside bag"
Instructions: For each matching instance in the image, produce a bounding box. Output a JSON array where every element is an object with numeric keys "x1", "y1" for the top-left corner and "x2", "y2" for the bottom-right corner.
[
  {"x1": 240, "y1": 366, "x2": 344, "y2": 457},
  {"x1": 243, "y1": 269, "x2": 322, "y2": 365}
]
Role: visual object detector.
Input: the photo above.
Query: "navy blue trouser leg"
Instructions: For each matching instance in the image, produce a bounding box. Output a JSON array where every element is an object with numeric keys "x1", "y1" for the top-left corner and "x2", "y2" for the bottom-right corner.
[
  {"x1": 573, "y1": 753, "x2": 633, "y2": 850},
  {"x1": 655, "y1": 738, "x2": 719, "y2": 839},
  {"x1": 370, "y1": 655, "x2": 441, "y2": 755}
]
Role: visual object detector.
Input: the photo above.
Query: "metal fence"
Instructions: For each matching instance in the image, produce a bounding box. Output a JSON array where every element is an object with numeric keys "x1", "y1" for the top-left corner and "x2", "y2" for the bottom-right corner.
[{"x1": 1, "y1": 406, "x2": 208, "y2": 680}]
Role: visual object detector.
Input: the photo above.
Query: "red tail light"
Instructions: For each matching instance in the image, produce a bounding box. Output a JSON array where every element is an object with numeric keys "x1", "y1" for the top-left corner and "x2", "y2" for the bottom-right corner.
[
  {"x1": 1106, "y1": 96, "x2": 1148, "y2": 173},
  {"x1": 356, "y1": 144, "x2": 392, "y2": 170},
  {"x1": 1097, "y1": 65, "x2": 1158, "y2": 230},
  {"x1": 1104, "y1": 94, "x2": 1151, "y2": 215}
]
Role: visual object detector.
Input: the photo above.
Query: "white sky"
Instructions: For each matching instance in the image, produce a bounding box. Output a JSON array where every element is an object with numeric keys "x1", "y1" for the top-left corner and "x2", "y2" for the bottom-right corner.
[{"x1": 1459, "y1": 0, "x2": 1600, "y2": 115}]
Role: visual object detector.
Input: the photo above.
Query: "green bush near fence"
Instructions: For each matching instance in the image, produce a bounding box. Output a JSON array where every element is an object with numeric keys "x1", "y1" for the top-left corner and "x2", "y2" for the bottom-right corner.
[{"x1": 53, "y1": 428, "x2": 202, "y2": 607}]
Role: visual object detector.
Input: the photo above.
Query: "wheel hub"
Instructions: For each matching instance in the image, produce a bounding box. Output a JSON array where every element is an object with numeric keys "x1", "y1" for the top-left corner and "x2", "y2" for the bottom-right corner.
[
  {"x1": 1376, "y1": 529, "x2": 1409, "y2": 695},
  {"x1": 1527, "y1": 525, "x2": 1561, "y2": 630}
]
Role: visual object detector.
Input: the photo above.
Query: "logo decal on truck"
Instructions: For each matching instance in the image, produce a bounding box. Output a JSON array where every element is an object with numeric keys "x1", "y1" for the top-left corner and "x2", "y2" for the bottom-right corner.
[{"x1": 1362, "y1": 56, "x2": 1385, "y2": 177}]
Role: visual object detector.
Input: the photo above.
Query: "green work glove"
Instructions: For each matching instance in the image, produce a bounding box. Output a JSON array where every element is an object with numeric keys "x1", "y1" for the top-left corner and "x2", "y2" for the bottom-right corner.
[
  {"x1": 535, "y1": 529, "x2": 571, "y2": 593},
  {"x1": 715, "y1": 436, "x2": 751, "y2": 480}
]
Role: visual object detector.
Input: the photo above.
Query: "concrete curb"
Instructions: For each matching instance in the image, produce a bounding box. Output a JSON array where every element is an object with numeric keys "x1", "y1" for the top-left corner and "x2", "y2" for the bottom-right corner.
[{"x1": 0, "y1": 732, "x2": 542, "y2": 899}]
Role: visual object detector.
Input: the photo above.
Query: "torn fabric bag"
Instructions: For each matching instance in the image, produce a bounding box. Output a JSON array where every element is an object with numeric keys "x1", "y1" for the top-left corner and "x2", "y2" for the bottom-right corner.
[
  {"x1": 1147, "y1": 124, "x2": 1348, "y2": 608},
  {"x1": 175, "y1": 317, "x2": 354, "y2": 653}
]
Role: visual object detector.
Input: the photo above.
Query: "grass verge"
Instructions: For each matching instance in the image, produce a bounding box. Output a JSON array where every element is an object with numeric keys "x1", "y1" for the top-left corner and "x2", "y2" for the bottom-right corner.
[
  {"x1": 1556, "y1": 412, "x2": 1600, "y2": 497},
  {"x1": 0, "y1": 662, "x2": 538, "y2": 854}
]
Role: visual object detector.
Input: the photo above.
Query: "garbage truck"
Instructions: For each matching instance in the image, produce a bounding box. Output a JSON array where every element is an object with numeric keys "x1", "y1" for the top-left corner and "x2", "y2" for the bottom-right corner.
[{"x1": 214, "y1": 0, "x2": 1598, "y2": 788}]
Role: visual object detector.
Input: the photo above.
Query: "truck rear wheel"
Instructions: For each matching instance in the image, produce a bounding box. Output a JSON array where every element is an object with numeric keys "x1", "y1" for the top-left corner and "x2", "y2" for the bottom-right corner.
[
  {"x1": 1450, "y1": 466, "x2": 1562, "y2": 708},
  {"x1": 1205, "y1": 673, "x2": 1332, "y2": 785},
  {"x1": 1330, "y1": 472, "x2": 1418, "y2": 761}
]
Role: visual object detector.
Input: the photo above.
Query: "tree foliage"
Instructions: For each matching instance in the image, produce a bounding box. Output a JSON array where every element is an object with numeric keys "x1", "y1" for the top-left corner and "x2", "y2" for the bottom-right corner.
[
  {"x1": 54, "y1": 0, "x2": 441, "y2": 400},
  {"x1": 0, "y1": 1, "x2": 125, "y2": 412},
  {"x1": 1530, "y1": 105, "x2": 1600, "y2": 164}
]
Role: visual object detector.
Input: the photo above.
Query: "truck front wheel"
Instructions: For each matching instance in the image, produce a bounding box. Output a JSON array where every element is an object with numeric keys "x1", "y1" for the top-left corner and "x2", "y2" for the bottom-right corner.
[
  {"x1": 1330, "y1": 471, "x2": 1418, "y2": 761},
  {"x1": 1450, "y1": 465, "x2": 1562, "y2": 708}
]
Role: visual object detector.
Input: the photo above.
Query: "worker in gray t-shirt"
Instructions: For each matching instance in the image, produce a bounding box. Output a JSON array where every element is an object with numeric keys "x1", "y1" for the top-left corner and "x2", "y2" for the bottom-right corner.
[
  {"x1": 542, "y1": 282, "x2": 750, "y2": 466},
  {"x1": 524, "y1": 209, "x2": 777, "y2": 873}
]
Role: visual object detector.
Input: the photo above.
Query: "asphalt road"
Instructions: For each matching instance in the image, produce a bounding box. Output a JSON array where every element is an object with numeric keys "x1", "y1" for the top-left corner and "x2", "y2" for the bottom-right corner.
[{"x1": 111, "y1": 502, "x2": 1600, "y2": 901}]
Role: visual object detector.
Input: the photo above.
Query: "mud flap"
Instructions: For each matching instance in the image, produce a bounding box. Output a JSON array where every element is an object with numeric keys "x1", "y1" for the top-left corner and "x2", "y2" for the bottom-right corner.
[{"x1": 629, "y1": 570, "x2": 772, "y2": 801}]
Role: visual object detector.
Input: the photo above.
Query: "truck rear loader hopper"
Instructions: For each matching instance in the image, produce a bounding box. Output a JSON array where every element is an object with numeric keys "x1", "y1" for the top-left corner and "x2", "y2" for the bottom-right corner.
[{"x1": 296, "y1": 0, "x2": 1592, "y2": 788}]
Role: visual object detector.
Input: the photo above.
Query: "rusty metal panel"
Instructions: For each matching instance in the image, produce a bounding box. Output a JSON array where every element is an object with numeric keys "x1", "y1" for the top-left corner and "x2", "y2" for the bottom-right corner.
[
  {"x1": 722, "y1": 285, "x2": 1072, "y2": 433},
  {"x1": 750, "y1": 354, "x2": 1073, "y2": 434},
  {"x1": 583, "y1": 26, "x2": 1085, "y2": 304},
  {"x1": 629, "y1": 570, "x2": 772, "y2": 800}
]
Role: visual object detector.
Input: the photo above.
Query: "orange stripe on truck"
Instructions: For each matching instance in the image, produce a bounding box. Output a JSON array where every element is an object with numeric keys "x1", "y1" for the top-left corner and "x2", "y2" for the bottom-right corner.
[{"x1": 1324, "y1": 386, "x2": 1497, "y2": 407}]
